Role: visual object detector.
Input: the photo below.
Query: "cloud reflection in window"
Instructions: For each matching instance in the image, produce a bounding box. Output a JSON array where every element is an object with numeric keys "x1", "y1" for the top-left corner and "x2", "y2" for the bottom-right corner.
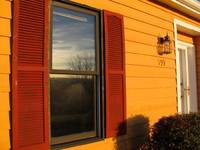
[{"x1": 52, "y1": 6, "x2": 96, "y2": 71}]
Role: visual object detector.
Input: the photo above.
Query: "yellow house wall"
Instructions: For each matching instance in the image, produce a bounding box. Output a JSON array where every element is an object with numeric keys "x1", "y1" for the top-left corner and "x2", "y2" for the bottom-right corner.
[
  {"x1": 177, "y1": 32, "x2": 194, "y2": 44},
  {"x1": 0, "y1": 0, "x2": 11, "y2": 149},
  {"x1": 64, "y1": 0, "x2": 200, "y2": 149}
]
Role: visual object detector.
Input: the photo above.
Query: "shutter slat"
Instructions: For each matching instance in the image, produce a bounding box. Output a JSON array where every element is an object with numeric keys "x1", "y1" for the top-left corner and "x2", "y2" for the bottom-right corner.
[
  {"x1": 12, "y1": 0, "x2": 49, "y2": 149},
  {"x1": 104, "y1": 10, "x2": 126, "y2": 138},
  {"x1": 18, "y1": 44, "x2": 43, "y2": 49}
]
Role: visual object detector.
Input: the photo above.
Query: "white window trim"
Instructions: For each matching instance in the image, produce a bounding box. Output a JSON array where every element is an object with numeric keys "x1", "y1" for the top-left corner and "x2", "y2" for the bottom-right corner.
[
  {"x1": 177, "y1": 40, "x2": 194, "y2": 48},
  {"x1": 174, "y1": 19, "x2": 200, "y2": 113}
]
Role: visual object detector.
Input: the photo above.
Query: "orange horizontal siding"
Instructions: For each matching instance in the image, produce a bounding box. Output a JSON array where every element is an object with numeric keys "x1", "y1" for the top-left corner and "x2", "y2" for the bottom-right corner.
[{"x1": 177, "y1": 32, "x2": 194, "y2": 44}]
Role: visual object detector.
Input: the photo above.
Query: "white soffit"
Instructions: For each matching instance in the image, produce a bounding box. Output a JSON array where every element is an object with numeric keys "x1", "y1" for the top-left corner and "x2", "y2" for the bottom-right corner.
[{"x1": 159, "y1": 0, "x2": 200, "y2": 21}]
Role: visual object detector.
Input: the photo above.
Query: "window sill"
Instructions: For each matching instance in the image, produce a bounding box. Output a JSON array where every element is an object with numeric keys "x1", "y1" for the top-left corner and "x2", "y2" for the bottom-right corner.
[{"x1": 51, "y1": 137, "x2": 105, "y2": 150}]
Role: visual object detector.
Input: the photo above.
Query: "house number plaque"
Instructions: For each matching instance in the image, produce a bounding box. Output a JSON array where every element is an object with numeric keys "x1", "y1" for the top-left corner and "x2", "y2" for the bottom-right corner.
[{"x1": 158, "y1": 59, "x2": 166, "y2": 67}]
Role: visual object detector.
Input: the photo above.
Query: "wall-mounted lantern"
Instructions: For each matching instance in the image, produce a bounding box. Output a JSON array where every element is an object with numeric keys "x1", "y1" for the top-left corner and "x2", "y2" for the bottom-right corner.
[{"x1": 157, "y1": 34, "x2": 172, "y2": 55}]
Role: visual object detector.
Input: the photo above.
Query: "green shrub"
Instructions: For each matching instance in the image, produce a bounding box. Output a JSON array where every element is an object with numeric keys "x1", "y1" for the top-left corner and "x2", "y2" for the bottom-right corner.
[{"x1": 141, "y1": 113, "x2": 200, "y2": 150}]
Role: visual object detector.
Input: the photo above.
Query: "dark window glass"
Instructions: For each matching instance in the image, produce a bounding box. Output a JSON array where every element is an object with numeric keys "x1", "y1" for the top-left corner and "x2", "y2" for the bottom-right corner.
[
  {"x1": 52, "y1": 6, "x2": 96, "y2": 71},
  {"x1": 50, "y1": 75, "x2": 95, "y2": 137},
  {"x1": 50, "y1": 2, "x2": 101, "y2": 145}
]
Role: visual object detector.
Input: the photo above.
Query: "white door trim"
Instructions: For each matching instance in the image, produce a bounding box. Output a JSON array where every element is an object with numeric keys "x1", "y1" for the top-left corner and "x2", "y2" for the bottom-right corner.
[
  {"x1": 177, "y1": 42, "x2": 197, "y2": 113},
  {"x1": 177, "y1": 41, "x2": 195, "y2": 48},
  {"x1": 174, "y1": 19, "x2": 200, "y2": 34},
  {"x1": 174, "y1": 19, "x2": 200, "y2": 113}
]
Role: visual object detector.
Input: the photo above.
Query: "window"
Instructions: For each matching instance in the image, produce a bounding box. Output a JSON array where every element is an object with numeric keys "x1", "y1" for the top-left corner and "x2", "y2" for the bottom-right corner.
[{"x1": 50, "y1": 2, "x2": 102, "y2": 145}]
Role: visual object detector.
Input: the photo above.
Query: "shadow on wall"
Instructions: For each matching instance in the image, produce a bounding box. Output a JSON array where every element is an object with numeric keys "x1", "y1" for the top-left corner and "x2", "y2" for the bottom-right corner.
[{"x1": 115, "y1": 115, "x2": 150, "y2": 150}]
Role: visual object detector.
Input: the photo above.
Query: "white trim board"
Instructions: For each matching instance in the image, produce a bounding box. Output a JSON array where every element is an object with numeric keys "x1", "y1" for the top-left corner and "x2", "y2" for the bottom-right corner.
[
  {"x1": 175, "y1": 19, "x2": 200, "y2": 35},
  {"x1": 177, "y1": 41, "x2": 194, "y2": 47},
  {"x1": 174, "y1": 19, "x2": 200, "y2": 113}
]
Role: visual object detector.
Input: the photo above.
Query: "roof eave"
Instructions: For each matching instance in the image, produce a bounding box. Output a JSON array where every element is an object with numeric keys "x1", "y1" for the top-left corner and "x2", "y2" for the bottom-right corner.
[{"x1": 158, "y1": 0, "x2": 200, "y2": 21}]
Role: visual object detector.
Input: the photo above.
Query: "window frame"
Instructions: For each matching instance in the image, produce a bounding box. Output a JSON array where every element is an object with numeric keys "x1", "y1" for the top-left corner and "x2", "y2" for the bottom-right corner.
[{"x1": 49, "y1": 1, "x2": 105, "y2": 148}]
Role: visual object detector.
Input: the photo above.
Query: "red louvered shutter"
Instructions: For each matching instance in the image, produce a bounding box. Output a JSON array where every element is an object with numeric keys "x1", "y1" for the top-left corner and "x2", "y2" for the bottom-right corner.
[
  {"x1": 12, "y1": 0, "x2": 49, "y2": 149},
  {"x1": 104, "y1": 10, "x2": 126, "y2": 137}
]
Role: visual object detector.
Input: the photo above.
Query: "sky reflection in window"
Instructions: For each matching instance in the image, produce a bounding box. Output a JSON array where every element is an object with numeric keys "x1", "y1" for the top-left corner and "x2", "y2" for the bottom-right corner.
[{"x1": 52, "y1": 6, "x2": 96, "y2": 71}]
